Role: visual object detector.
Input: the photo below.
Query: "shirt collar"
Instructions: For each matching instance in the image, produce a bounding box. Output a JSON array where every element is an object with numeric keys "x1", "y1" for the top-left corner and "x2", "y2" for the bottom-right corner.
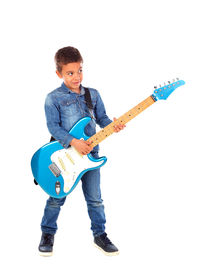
[{"x1": 61, "y1": 82, "x2": 85, "y2": 95}]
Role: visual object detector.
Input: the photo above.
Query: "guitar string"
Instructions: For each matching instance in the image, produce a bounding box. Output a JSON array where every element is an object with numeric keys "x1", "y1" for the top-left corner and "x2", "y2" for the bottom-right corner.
[
  {"x1": 88, "y1": 96, "x2": 156, "y2": 147},
  {"x1": 90, "y1": 97, "x2": 154, "y2": 143}
]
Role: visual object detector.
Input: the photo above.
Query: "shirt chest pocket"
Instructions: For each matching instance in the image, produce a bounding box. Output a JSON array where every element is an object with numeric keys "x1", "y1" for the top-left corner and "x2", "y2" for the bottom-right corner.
[{"x1": 60, "y1": 99, "x2": 79, "y2": 117}]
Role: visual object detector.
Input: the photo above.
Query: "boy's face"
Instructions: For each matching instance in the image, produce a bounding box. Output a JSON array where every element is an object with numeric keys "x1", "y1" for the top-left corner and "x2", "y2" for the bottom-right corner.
[{"x1": 56, "y1": 62, "x2": 83, "y2": 93}]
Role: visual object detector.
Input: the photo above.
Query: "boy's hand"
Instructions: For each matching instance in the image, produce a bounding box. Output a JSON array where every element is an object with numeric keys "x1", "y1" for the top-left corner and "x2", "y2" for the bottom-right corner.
[
  {"x1": 113, "y1": 117, "x2": 126, "y2": 133},
  {"x1": 70, "y1": 138, "x2": 93, "y2": 155}
]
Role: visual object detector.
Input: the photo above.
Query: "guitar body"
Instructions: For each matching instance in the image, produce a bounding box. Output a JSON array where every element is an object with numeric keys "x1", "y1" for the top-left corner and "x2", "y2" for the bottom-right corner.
[{"x1": 31, "y1": 117, "x2": 107, "y2": 198}]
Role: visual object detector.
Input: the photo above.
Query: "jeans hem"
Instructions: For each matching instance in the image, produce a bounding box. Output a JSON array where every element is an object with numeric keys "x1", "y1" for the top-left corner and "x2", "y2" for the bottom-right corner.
[{"x1": 41, "y1": 229, "x2": 56, "y2": 235}]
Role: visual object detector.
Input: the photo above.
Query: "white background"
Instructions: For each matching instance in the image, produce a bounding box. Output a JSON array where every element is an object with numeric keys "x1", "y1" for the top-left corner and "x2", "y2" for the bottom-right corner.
[{"x1": 0, "y1": 0, "x2": 200, "y2": 273}]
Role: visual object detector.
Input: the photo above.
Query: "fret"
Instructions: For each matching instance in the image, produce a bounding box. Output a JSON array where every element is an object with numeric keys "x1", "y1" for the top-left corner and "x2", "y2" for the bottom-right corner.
[{"x1": 88, "y1": 95, "x2": 156, "y2": 148}]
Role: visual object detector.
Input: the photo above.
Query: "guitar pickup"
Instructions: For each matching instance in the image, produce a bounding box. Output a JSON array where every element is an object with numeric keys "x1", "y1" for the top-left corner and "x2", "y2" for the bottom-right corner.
[{"x1": 49, "y1": 162, "x2": 61, "y2": 177}]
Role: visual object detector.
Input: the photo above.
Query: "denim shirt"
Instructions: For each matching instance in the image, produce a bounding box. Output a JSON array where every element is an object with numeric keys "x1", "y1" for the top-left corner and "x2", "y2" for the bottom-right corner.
[{"x1": 44, "y1": 82, "x2": 113, "y2": 153}]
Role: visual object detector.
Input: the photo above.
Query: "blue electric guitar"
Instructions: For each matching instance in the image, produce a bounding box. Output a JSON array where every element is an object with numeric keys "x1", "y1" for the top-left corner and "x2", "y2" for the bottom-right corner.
[{"x1": 31, "y1": 79, "x2": 185, "y2": 198}]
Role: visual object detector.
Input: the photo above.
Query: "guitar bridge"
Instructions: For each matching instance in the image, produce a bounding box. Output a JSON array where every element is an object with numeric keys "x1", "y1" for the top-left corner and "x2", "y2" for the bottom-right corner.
[{"x1": 49, "y1": 162, "x2": 61, "y2": 177}]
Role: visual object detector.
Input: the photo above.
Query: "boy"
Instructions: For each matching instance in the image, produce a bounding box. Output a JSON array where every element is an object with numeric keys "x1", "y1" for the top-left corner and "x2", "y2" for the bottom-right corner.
[{"x1": 39, "y1": 46, "x2": 125, "y2": 256}]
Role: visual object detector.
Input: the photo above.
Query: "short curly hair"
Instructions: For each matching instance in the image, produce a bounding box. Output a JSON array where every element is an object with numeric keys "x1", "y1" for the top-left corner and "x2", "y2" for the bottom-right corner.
[{"x1": 55, "y1": 46, "x2": 83, "y2": 73}]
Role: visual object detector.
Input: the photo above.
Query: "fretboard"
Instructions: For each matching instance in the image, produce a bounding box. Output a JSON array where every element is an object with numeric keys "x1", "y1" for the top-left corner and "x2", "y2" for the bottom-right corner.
[{"x1": 88, "y1": 95, "x2": 156, "y2": 148}]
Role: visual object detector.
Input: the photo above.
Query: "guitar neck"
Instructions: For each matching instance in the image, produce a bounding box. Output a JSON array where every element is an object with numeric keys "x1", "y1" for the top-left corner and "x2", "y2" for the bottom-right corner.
[{"x1": 88, "y1": 95, "x2": 157, "y2": 148}]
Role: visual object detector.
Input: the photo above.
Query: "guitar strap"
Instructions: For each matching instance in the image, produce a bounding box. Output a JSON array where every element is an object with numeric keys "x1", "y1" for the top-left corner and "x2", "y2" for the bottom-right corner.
[
  {"x1": 84, "y1": 87, "x2": 94, "y2": 110},
  {"x1": 84, "y1": 87, "x2": 95, "y2": 120}
]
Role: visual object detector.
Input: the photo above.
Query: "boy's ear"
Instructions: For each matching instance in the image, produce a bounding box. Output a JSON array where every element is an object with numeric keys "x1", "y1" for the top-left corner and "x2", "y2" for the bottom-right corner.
[{"x1": 56, "y1": 70, "x2": 62, "y2": 79}]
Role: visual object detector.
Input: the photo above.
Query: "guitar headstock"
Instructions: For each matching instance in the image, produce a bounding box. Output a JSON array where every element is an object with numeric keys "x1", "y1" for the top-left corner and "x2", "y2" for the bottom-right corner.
[{"x1": 153, "y1": 78, "x2": 185, "y2": 100}]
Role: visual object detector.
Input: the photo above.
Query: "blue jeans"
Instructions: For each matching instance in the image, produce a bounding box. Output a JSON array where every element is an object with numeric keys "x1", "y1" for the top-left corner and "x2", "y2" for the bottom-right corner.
[{"x1": 41, "y1": 167, "x2": 106, "y2": 237}]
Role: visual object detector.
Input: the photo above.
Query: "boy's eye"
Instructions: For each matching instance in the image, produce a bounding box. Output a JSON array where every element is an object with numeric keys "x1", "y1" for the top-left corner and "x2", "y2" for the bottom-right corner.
[{"x1": 67, "y1": 69, "x2": 82, "y2": 76}]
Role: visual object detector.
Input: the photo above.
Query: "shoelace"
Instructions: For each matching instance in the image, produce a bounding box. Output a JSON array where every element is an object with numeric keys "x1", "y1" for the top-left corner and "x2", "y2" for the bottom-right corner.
[
  {"x1": 100, "y1": 233, "x2": 113, "y2": 245},
  {"x1": 43, "y1": 234, "x2": 53, "y2": 245}
]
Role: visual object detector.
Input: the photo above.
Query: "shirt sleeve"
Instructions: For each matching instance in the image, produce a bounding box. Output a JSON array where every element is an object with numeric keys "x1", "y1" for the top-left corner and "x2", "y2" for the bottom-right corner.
[
  {"x1": 94, "y1": 90, "x2": 113, "y2": 128},
  {"x1": 44, "y1": 94, "x2": 74, "y2": 148}
]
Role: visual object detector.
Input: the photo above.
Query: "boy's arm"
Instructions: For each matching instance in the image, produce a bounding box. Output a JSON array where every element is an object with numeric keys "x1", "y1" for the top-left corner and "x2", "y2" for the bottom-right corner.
[
  {"x1": 94, "y1": 91, "x2": 113, "y2": 128},
  {"x1": 45, "y1": 95, "x2": 74, "y2": 148},
  {"x1": 94, "y1": 90, "x2": 126, "y2": 132}
]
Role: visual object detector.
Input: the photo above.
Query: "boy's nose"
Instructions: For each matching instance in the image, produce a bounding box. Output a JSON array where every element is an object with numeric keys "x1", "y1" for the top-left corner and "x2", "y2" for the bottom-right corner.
[{"x1": 74, "y1": 73, "x2": 81, "y2": 80}]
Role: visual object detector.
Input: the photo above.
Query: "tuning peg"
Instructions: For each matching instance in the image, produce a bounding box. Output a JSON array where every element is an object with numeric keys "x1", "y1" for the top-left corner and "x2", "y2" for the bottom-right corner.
[
  {"x1": 154, "y1": 86, "x2": 157, "y2": 89},
  {"x1": 176, "y1": 77, "x2": 179, "y2": 80},
  {"x1": 173, "y1": 79, "x2": 176, "y2": 82},
  {"x1": 168, "y1": 81, "x2": 171, "y2": 84}
]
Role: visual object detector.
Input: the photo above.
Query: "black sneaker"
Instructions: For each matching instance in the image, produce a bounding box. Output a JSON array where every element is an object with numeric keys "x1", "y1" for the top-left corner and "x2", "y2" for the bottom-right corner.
[
  {"x1": 38, "y1": 232, "x2": 54, "y2": 256},
  {"x1": 94, "y1": 233, "x2": 119, "y2": 256}
]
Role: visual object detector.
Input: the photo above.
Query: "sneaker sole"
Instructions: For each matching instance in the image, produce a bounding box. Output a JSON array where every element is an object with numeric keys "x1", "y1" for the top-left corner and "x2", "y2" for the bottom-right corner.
[
  {"x1": 39, "y1": 251, "x2": 53, "y2": 257},
  {"x1": 94, "y1": 243, "x2": 119, "y2": 256}
]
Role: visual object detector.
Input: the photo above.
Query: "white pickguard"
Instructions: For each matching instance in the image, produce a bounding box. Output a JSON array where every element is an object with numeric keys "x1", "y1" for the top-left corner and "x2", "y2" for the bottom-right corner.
[{"x1": 50, "y1": 147, "x2": 104, "y2": 193}]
